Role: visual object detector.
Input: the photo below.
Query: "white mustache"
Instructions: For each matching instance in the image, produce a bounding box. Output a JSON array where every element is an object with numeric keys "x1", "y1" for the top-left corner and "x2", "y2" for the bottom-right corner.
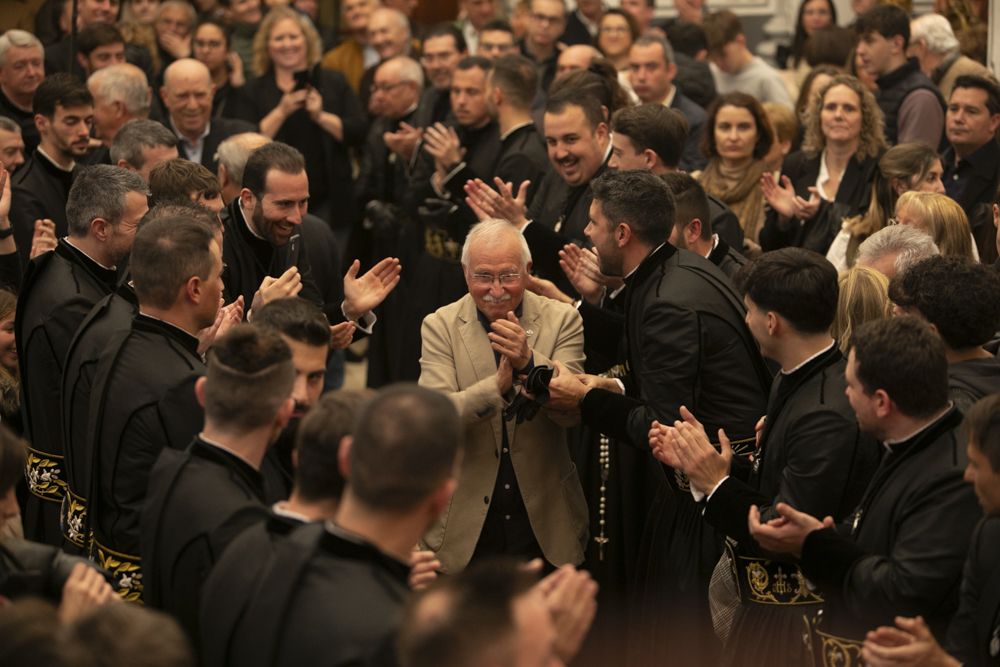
[{"x1": 482, "y1": 294, "x2": 512, "y2": 304}]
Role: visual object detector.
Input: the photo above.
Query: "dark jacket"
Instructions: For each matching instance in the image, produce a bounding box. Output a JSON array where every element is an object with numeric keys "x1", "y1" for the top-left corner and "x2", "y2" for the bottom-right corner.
[
  {"x1": 410, "y1": 86, "x2": 452, "y2": 129},
  {"x1": 948, "y1": 357, "x2": 1000, "y2": 413},
  {"x1": 945, "y1": 516, "x2": 1000, "y2": 667},
  {"x1": 706, "y1": 236, "x2": 748, "y2": 283},
  {"x1": 0, "y1": 87, "x2": 39, "y2": 155},
  {"x1": 168, "y1": 116, "x2": 256, "y2": 174},
  {"x1": 88, "y1": 315, "x2": 205, "y2": 601},
  {"x1": 559, "y1": 11, "x2": 596, "y2": 46},
  {"x1": 800, "y1": 408, "x2": 981, "y2": 645},
  {"x1": 674, "y1": 52, "x2": 717, "y2": 110},
  {"x1": 942, "y1": 140, "x2": 1000, "y2": 265},
  {"x1": 760, "y1": 150, "x2": 881, "y2": 254},
  {"x1": 670, "y1": 89, "x2": 708, "y2": 172},
  {"x1": 11, "y1": 150, "x2": 75, "y2": 266},
  {"x1": 875, "y1": 58, "x2": 945, "y2": 146},
  {"x1": 15, "y1": 240, "x2": 118, "y2": 546},
  {"x1": 0, "y1": 537, "x2": 101, "y2": 602},
  {"x1": 708, "y1": 193, "x2": 745, "y2": 251},
  {"x1": 356, "y1": 108, "x2": 418, "y2": 209},
  {"x1": 141, "y1": 437, "x2": 269, "y2": 642}
]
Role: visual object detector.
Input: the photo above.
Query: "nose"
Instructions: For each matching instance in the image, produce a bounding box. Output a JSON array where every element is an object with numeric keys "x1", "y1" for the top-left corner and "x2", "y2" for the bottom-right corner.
[
  {"x1": 608, "y1": 153, "x2": 619, "y2": 169},
  {"x1": 291, "y1": 374, "x2": 309, "y2": 406}
]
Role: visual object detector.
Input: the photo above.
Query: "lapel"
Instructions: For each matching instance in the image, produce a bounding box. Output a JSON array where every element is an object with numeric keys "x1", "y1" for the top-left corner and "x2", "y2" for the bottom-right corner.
[
  {"x1": 457, "y1": 297, "x2": 504, "y2": 446},
  {"x1": 839, "y1": 156, "x2": 866, "y2": 202}
]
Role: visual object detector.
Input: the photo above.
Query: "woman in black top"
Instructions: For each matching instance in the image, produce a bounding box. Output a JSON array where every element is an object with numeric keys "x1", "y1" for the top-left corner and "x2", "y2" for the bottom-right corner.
[{"x1": 243, "y1": 7, "x2": 367, "y2": 238}]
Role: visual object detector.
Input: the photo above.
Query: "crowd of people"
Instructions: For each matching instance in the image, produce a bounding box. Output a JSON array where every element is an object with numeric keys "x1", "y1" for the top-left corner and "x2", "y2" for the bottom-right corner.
[{"x1": 0, "y1": 0, "x2": 998, "y2": 665}]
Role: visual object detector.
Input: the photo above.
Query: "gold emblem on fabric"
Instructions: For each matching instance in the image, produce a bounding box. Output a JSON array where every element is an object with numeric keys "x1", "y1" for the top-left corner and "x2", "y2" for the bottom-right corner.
[
  {"x1": 60, "y1": 489, "x2": 90, "y2": 549},
  {"x1": 93, "y1": 540, "x2": 144, "y2": 603},
  {"x1": 24, "y1": 447, "x2": 66, "y2": 502},
  {"x1": 738, "y1": 556, "x2": 824, "y2": 606},
  {"x1": 815, "y1": 629, "x2": 864, "y2": 667}
]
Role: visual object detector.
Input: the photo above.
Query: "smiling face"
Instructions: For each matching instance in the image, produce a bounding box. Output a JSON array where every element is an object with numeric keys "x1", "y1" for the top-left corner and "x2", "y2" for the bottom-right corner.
[
  {"x1": 421, "y1": 34, "x2": 463, "y2": 91},
  {"x1": 712, "y1": 104, "x2": 757, "y2": 162},
  {"x1": 597, "y1": 14, "x2": 633, "y2": 59},
  {"x1": 268, "y1": 17, "x2": 308, "y2": 71},
  {"x1": 584, "y1": 199, "x2": 624, "y2": 277},
  {"x1": 544, "y1": 104, "x2": 608, "y2": 187},
  {"x1": 368, "y1": 10, "x2": 409, "y2": 60},
  {"x1": 464, "y1": 233, "x2": 528, "y2": 322},
  {"x1": 161, "y1": 62, "x2": 214, "y2": 139},
  {"x1": 246, "y1": 168, "x2": 310, "y2": 246},
  {"x1": 820, "y1": 83, "x2": 863, "y2": 145}
]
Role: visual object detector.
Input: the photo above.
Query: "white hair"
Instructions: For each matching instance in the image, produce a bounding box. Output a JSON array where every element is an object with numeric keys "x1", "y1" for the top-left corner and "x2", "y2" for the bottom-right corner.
[
  {"x1": 157, "y1": 0, "x2": 197, "y2": 27},
  {"x1": 382, "y1": 56, "x2": 425, "y2": 87},
  {"x1": 857, "y1": 224, "x2": 940, "y2": 276},
  {"x1": 216, "y1": 132, "x2": 270, "y2": 185},
  {"x1": 88, "y1": 64, "x2": 151, "y2": 116},
  {"x1": 910, "y1": 13, "x2": 959, "y2": 55},
  {"x1": 371, "y1": 7, "x2": 412, "y2": 36},
  {"x1": 461, "y1": 218, "x2": 532, "y2": 268},
  {"x1": 0, "y1": 30, "x2": 43, "y2": 68}
]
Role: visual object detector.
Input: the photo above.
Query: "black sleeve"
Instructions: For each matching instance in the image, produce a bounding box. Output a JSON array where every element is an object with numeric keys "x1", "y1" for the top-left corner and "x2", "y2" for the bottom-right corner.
[
  {"x1": 326, "y1": 71, "x2": 367, "y2": 148},
  {"x1": 945, "y1": 517, "x2": 1000, "y2": 663},
  {"x1": 0, "y1": 251, "x2": 21, "y2": 292},
  {"x1": 522, "y1": 222, "x2": 571, "y2": 287}
]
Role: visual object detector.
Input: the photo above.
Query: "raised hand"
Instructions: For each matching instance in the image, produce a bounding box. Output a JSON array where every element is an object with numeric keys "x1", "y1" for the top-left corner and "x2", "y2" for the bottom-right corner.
[
  {"x1": 383, "y1": 122, "x2": 422, "y2": 162},
  {"x1": 329, "y1": 321, "x2": 356, "y2": 350},
  {"x1": 760, "y1": 172, "x2": 798, "y2": 220},
  {"x1": 408, "y1": 549, "x2": 441, "y2": 591},
  {"x1": 524, "y1": 274, "x2": 573, "y2": 304},
  {"x1": 278, "y1": 89, "x2": 309, "y2": 117},
  {"x1": 30, "y1": 218, "x2": 58, "y2": 259},
  {"x1": 559, "y1": 244, "x2": 608, "y2": 305},
  {"x1": 536, "y1": 565, "x2": 599, "y2": 664},
  {"x1": 488, "y1": 310, "x2": 531, "y2": 370},
  {"x1": 463, "y1": 177, "x2": 530, "y2": 228},
  {"x1": 342, "y1": 256, "x2": 401, "y2": 320},
  {"x1": 862, "y1": 616, "x2": 960, "y2": 667},
  {"x1": 794, "y1": 187, "x2": 822, "y2": 221},
  {"x1": 252, "y1": 266, "x2": 303, "y2": 313},
  {"x1": 422, "y1": 123, "x2": 464, "y2": 172},
  {"x1": 747, "y1": 502, "x2": 832, "y2": 558}
]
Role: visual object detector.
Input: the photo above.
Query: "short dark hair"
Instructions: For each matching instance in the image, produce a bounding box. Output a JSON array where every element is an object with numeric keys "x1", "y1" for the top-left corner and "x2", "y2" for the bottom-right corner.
[
  {"x1": 293, "y1": 390, "x2": 374, "y2": 503},
  {"x1": 253, "y1": 297, "x2": 330, "y2": 349},
  {"x1": 702, "y1": 92, "x2": 774, "y2": 161},
  {"x1": 854, "y1": 4, "x2": 910, "y2": 48},
  {"x1": 398, "y1": 559, "x2": 540, "y2": 667},
  {"x1": 741, "y1": 248, "x2": 839, "y2": 334},
  {"x1": 242, "y1": 142, "x2": 305, "y2": 197},
  {"x1": 349, "y1": 384, "x2": 460, "y2": 511},
  {"x1": 964, "y1": 394, "x2": 1000, "y2": 472},
  {"x1": 545, "y1": 78, "x2": 610, "y2": 129},
  {"x1": 110, "y1": 119, "x2": 178, "y2": 169},
  {"x1": 148, "y1": 159, "x2": 220, "y2": 207},
  {"x1": 660, "y1": 172, "x2": 712, "y2": 240},
  {"x1": 951, "y1": 74, "x2": 1000, "y2": 115},
  {"x1": 611, "y1": 103, "x2": 688, "y2": 169},
  {"x1": 194, "y1": 18, "x2": 231, "y2": 48},
  {"x1": 703, "y1": 10, "x2": 743, "y2": 53},
  {"x1": 481, "y1": 19, "x2": 514, "y2": 34},
  {"x1": 77, "y1": 23, "x2": 124, "y2": 56},
  {"x1": 32, "y1": 72, "x2": 92, "y2": 117},
  {"x1": 455, "y1": 54, "x2": 492, "y2": 75},
  {"x1": 548, "y1": 65, "x2": 629, "y2": 117},
  {"x1": 591, "y1": 169, "x2": 675, "y2": 247},
  {"x1": 805, "y1": 26, "x2": 856, "y2": 68},
  {"x1": 140, "y1": 201, "x2": 221, "y2": 233},
  {"x1": 888, "y1": 255, "x2": 1000, "y2": 351},
  {"x1": 64, "y1": 602, "x2": 194, "y2": 667},
  {"x1": 130, "y1": 215, "x2": 216, "y2": 309},
  {"x1": 424, "y1": 23, "x2": 467, "y2": 53},
  {"x1": 205, "y1": 325, "x2": 295, "y2": 433},
  {"x1": 0, "y1": 425, "x2": 25, "y2": 496},
  {"x1": 664, "y1": 20, "x2": 708, "y2": 57},
  {"x1": 850, "y1": 316, "x2": 949, "y2": 419},
  {"x1": 489, "y1": 54, "x2": 537, "y2": 109}
]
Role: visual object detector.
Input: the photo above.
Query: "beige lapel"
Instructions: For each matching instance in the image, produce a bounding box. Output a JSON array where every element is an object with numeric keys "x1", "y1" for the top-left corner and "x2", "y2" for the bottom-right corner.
[{"x1": 457, "y1": 296, "x2": 504, "y2": 446}]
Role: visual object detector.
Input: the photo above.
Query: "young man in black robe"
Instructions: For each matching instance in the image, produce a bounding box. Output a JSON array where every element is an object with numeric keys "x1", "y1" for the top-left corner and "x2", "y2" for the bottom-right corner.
[
  {"x1": 17, "y1": 164, "x2": 148, "y2": 547},
  {"x1": 749, "y1": 316, "x2": 981, "y2": 665},
  {"x1": 546, "y1": 169, "x2": 771, "y2": 665},
  {"x1": 198, "y1": 384, "x2": 461, "y2": 667},
  {"x1": 142, "y1": 324, "x2": 296, "y2": 642},
  {"x1": 650, "y1": 248, "x2": 881, "y2": 666},
  {"x1": 87, "y1": 214, "x2": 226, "y2": 601}
]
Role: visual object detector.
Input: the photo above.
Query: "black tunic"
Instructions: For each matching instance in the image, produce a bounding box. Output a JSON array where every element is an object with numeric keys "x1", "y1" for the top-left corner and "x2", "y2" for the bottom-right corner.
[
  {"x1": 141, "y1": 437, "x2": 269, "y2": 642},
  {"x1": 948, "y1": 357, "x2": 1000, "y2": 414},
  {"x1": 59, "y1": 285, "x2": 138, "y2": 553},
  {"x1": 11, "y1": 150, "x2": 75, "y2": 267},
  {"x1": 799, "y1": 407, "x2": 981, "y2": 659},
  {"x1": 87, "y1": 314, "x2": 205, "y2": 601},
  {"x1": 703, "y1": 345, "x2": 880, "y2": 666},
  {"x1": 203, "y1": 521, "x2": 408, "y2": 667},
  {"x1": 945, "y1": 516, "x2": 1000, "y2": 666},
  {"x1": 0, "y1": 87, "x2": 39, "y2": 156},
  {"x1": 15, "y1": 240, "x2": 117, "y2": 546},
  {"x1": 706, "y1": 236, "x2": 749, "y2": 284},
  {"x1": 579, "y1": 244, "x2": 772, "y2": 665}
]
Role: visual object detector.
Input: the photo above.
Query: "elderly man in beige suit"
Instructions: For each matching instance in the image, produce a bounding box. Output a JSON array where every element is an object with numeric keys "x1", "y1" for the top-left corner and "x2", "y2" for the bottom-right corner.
[{"x1": 419, "y1": 219, "x2": 588, "y2": 573}]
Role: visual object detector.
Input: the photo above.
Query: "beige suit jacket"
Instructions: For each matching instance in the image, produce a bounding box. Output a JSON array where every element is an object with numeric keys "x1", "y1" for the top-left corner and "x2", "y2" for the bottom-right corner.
[{"x1": 418, "y1": 290, "x2": 588, "y2": 573}]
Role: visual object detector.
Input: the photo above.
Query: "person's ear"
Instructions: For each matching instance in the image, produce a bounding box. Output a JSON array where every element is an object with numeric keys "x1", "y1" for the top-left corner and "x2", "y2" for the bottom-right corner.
[
  {"x1": 642, "y1": 148, "x2": 658, "y2": 169},
  {"x1": 337, "y1": 435, "x2": 353, "y2": 479},
  {"x1": 239, "y1": 188, "x2": 255, "y2": 210},
  {"x1": 873, "y1": 388, "x2": 893, "y2": 419},
  {"x1": 686, "y1": 218, "x2": 702, "y2": 247},
  {"x1": 766, "y1": 310, "x2": 779, "y2": 336},
  {"x1": 194, "y1": 376, "x2": 208, "y2": 408},
  {"x1": 34, "y1": 113, "x2": 48, "y2": 134},
  {"x1": 185, "y1": 273, "x2": 203, "y2": 305},
  {"x1": 90, "y1": 217, "x2": 111, "y2": 242}
]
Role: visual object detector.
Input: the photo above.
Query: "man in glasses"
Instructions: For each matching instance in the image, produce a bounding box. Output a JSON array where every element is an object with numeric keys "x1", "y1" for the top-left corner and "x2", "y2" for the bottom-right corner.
[{"x1": 417, "y1": 217, "x2": 587, "y2": 574}]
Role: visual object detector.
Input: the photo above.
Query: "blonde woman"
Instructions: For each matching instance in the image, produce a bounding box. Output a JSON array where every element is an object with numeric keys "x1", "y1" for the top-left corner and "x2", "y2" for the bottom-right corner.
[
  {"x1": 893, "y1": 191, "x2": 978, "y2": 261},
  {"x1": 243, "y1": 6, "x2": 366, "y2": 229},
  {"x1": 831, "y1": 266, "x2": 890, "y2": 353}
]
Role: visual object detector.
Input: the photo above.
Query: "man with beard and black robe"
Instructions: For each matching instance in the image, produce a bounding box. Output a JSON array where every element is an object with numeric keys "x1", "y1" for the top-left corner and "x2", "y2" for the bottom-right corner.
[
  {"x1": 16, "y1": 165, "x2": 148, "y2": 547},
  {"x1": 546, "y1": 170, "x2": 771, "y2": 666},
  {"x1": 650, "y1": 248, "x2": 880, "y2": 666},
  {"x1": 59, "y1": 203, "x2": 224, "y2": 554},
  {"x1": 749, "y1": 317, "x2": 981, "y2": 666},
  {"x1": 142, "y1": 324, "x2": 295, "y2": 643},
  {"x1": 87, "y1": 215, "x2": 225, "y2": 601}
]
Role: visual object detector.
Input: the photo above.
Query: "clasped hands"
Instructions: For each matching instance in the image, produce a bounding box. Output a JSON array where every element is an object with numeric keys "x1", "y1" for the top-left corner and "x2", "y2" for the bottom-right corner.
[
  {"x1": 760, "y1": 172, "x2": 821, "y2": 222},
  {"x1": 492, "y1": 311, "x2": 532, "y2": 395}
]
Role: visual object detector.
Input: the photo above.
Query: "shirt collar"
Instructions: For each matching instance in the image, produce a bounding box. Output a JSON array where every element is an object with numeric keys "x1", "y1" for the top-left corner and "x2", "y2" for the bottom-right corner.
[
  {"x1": 170, "y1": 117, "x2": 211, "y2": 144},
  {"x1": 197, "y1": 432, "x2": 261, "y2": 471},
  {"x1": 882, "y1": 403, "x2": 955, "y2": 449},
  {"x1": 38, "y1": 146, "x2": 75, "y2": 172},
  {"x1": 500, "y1": 121, "x2": 534, "y2": 141},
  {"x1": 575, "y1": 8, "x2": 600, "y2": 34},
  {"x1": 625, "y1": 242, "x2": 666, "y2": 281},
  {"x1": 703, "y1": 233, "x2": 719, "y2": 259},
  {"x1": 271, "y1": 501, "x2": 311, "y2": 523},
  {"x1": 660, "y1": 85, "x2": 677, "y2": 108},
  {"x1": 237, "y1": 198, "x2": 267, "y2": 241},
  {"x1": 780, "y1": 339, "x2": 836, "y2": 375},
  {"x1": 63, "y1": 237, "x2": 115, "y2": 270}
]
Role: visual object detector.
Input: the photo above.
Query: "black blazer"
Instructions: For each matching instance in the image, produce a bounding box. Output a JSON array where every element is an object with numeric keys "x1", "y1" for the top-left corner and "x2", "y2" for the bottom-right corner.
[
  {"x1": 11, "y1": 151, "x2": 75, "y2": 266},
  {"x1": 559, "y1": 11, "x2": 595, "y2": 46},
  {"x1": 170, "y1": 116, "x2": 256, "y2": 174}
]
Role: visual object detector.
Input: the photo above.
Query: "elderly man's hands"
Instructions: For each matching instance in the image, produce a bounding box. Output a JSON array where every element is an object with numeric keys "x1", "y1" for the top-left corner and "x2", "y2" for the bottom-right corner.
[{"x1": 489, "y1": 310, "x2": 531, "y2": 371}]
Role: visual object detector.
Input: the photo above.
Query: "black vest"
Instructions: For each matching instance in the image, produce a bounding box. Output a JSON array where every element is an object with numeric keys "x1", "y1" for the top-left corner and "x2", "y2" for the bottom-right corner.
[{"x1": 875, "y1": 58, "x2": 945, "y2": 144}]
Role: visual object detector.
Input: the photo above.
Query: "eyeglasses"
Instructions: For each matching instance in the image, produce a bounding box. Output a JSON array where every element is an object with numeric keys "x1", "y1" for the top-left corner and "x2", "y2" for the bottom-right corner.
[
  {"x1": 370, "y1": 81, "x2": 408, "y2": 93},
  {"x1": 471, "y1": 272, "x2": 522, "y2": 285}
]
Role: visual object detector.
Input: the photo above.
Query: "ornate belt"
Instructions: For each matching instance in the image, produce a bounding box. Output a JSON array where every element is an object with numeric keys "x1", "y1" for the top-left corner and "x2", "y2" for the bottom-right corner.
[
  {"x1": 730, "y1": 543, "x2": 824, "y2": 606},
  {"x1": 24, "y1": 446, "x2": 66, "y2": 503},
  {"x1": 813, "y1": 628, "x2": 864, "y2": 667},
  {"x1": 92, "y1": 539, "x2": 144, "y2": 603},
  {"x1": 60, "y1": 488, "x2": 90, "y2": 550}
]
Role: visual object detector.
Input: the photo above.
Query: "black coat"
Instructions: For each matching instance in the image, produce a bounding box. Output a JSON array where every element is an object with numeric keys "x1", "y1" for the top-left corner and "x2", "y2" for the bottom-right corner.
[
  {"x1": 942, "y1": 141, "x2": 1000, "y2": 265},
  {"x1": 59, "y1": 285, "x2": 138, "y2": 553},
  {"x1": 0, "y1": 87, "x2": 39, "y2": 156},
  {"x1": 708, "y1": 193, "x2": 745, "y2": 252},
  {"x1": 410, "y1": 86, "x2": 452, "y2": 129},
  {"x1": 671, "y1": 89, "x2": 708, "y2": 172},
  {"x1": 169, "y1": 116, "x2": 256, "y2": 174},
  {"x1": 706, "y1": 236, "x2": 748, "y2": 284},
  {"x1": 760, "y1": 150, "x2": 880, "y2": 255},
  {"x1": 356, "y1": 109, "x2": 417, "y2": 209},
  {"x1": 948, "y1": 357, "x2": 1000, "y2": 414},
  {"x1": 15, "y1": 240, "x2": 118, "y2": 546},
  {"x1": 559, "y1": 11, "x2": 596, "y2": 46},
  {"x1": 800, "y1": 408, "x2": 981, "y2": 645},
  {"x1": 945, "y1": 516, "x2": 1000, "y2": 666},
  {"x1": 141, "y1": 437, "x2": 269, "y2": 643},
  {"x1": 88, "y1": 315, "x2": 205, "y2": 601},
  {"x1": 244, "y1": 68, "x2": 367, "y2": 228},
  {"x1": 0, "y1": 537, "x2": 101, "y2": 603},
  {"x1": 11, "y1": 151, "x2": 75, "y2": 267}
]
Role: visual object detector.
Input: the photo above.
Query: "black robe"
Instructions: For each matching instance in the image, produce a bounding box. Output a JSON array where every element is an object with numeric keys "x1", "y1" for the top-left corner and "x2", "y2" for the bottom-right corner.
[
  {"x1": 0, "y1": 537, "x2": 102, "y2": 603},
  {"x1": 707, "y1": 236, "x2": 749, "y2": 285},
  {"x1": 11, "y1": 150, "x2": 75, "y2": 267},
  {"x1": 945, "y1": 516, "x2": 1000, "y2": 666},
  {"x1": 87, "y1": 314, "x2": 205, "y2": 601},
  {"x1": 948, "y1": 357, "x2": 1000, "y2": 414},
  {"x1": 202, "y1": 521, "x2": 407, "y2": 667},
  {"x1": 141, "y1": 437, "x2": 269, "y2": 643},
  {"x1": 15, "y1": 240, "x2": 117, "y2": 546},
  {"x1": 703, "y1": 345, "x2": 880, "y2": 666},
  {"x1": 579, "y1": 244, "x2": 771, "y2": 665},
  {"x1": 59, "y1": 285, "x2": 138, "y2": 553},
  {"x1": 799, "y1": 408, "x2": 981, "y2": 661},
  {"x1": 0, "y1": 87, "x2": 39, "y2": 156}
]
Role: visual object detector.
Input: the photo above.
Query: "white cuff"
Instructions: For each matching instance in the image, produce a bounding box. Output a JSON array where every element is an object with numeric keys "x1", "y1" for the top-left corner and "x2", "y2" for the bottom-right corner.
[
  {"x1": 690, "y1": 475, "x2": 729, "y2": 503},
  {"x1": 341, "y1": 301, "x2": 377, "y2": 334}
]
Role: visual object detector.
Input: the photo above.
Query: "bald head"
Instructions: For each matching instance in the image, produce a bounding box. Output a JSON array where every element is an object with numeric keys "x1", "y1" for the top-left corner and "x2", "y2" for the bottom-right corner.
[
  {"x1": 368, "y1": 7, "x2": 411, "y2": 60},
  {"x1": 160, "y1": 58, "x2": 214, "y2": 140},
  {"x1": 216, "y1": 132, "x2": 271, "y2": 203},
  {"x1": 371, "y1": 56, "x2": 423, "y2": 118},
  {"x1": 557, "y1": 44, "x2": 601, "y2": 77}
]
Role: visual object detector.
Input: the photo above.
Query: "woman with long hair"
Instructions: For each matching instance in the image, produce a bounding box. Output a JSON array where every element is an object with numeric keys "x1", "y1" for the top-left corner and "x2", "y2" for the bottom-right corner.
[
  {"x1": 243, "y1": 7, "x2": 366, "y2": 235},
  {"x1": 825, "y1": 142, "x2": 945, "y2": 270},
  {"x1": 696, "y1": 92, "x2": 774, "y2": 252},
  {"x1": 894, "y1": 191, "x2": 978, "y2": 261},
  {"x1": 781, "y1": 0, "x2": 837, "y2": 72},
  {"x1": 832, "y1": 265, "x2": 891, "y2": 353},
  {"x1": 761, "y1": 74, "x2": 886, "y2": 254},
  {"x1": 595, "y1": 9, "x2": 639, "y2": 72}
]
